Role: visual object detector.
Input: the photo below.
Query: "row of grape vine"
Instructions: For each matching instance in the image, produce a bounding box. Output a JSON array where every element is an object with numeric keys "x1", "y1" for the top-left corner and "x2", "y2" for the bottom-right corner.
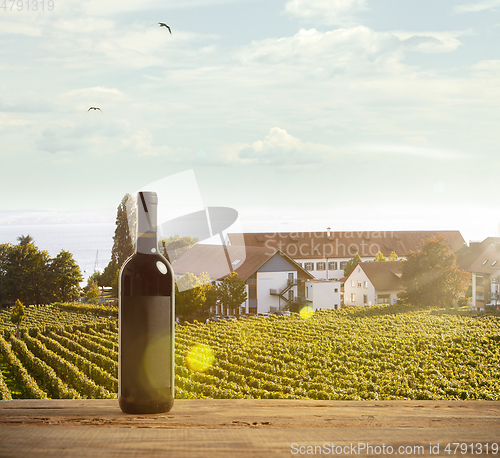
[{"x1": 0, "y1": 304, "x2": 498, "y2": 401}]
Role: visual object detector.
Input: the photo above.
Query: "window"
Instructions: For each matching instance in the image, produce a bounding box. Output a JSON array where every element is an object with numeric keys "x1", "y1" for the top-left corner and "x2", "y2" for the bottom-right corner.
[
  {"x1": 357, "y1": 281, "x2": 362, "y2": 288},
  {"x1": 334, "y1": 288, "x2": 338, "y2": 293},
  {"x1": 351, "y1": 293, "x2": 355, "y2": 302},
  {"x1": 351, "y1": 280, "x2": 355, "y2": 287},
  {"x1": 316, "y1": 262, "x2": 326, "y2": 271},
  {"x1": 328, "y1": 261, "x2": 338, "y2": 270},
  {"x1": 363, "y1": 281, "x2": 368, "y2": 289},
  {"x1": 305, "y1": 262, "x2": 314, "y2": 271},
  {"x1": 377, "y1": 294, "x2": 390, "y2": 304},
  {"x1": 363, "y1": 295, "x2": 368, "y2": 304},
  {"x1": 340, "y1": 261, "x2": 347, "y2": 270}
]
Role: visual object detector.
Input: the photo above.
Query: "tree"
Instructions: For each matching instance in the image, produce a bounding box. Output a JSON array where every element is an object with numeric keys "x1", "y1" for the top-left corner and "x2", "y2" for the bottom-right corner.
[
  {"x1": 49, "y1": 250, "x2": 83, "y2": 302},
  {"x1": 0, "y1": 243, "x2": 11, "y2": 305},
  {"x1": 1, "y1": 242, "x2": 51, "y2": 305},
  {"x1": 83, "y1": 278, "x2": 101, "y2": 304},
  {"x1": 160, "y1": 235, "x2": 199, "y2": 262},
  {"x1": 204, "y1": 282, "x2": 218, "y2": 311},
  {"x1": 87, "y1": 270, "x2": 103, "y2": 288},
  {"x1": 100, "y1": 259, "x2": 118, "y2": 288},
  {"x1": 344, "y1": 253, "x2": 362, "y2": 278},
  {"x1": 388, "y1": 251, "x2": 399, "y2": 261},
  {"x1": 175, "y1": 272, "x2": 210, "y2": 318},
  {"x1": 103, "y1": 194, "x2": 135, "y2": 296},
  {"x1": 373, "y1": 251, "x2": 387, "y2": 262},
  {"x1": 0, "y1": 239, "x2": 83, "y2": 306},
  {"x1": 400, "y1": 236, "x2": 469, "y2": 308},
  {"x1": 11, "y1": 299, "x2": 25, "y2": 330},
  {"x1": 217, "y1": 272, "x2": 247, "y2": 315},
  {"x1": 17, "y1": 235, "x2": 33, "y2": 246},
  {"x1": 111, "y1": 194, "x2": 135, "y2": 267}
]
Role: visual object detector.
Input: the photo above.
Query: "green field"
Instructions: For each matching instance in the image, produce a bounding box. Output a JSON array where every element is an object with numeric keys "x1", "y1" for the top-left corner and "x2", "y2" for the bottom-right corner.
[{"x1": 0, "y1": 303, "x2": 499, "y2": 401}]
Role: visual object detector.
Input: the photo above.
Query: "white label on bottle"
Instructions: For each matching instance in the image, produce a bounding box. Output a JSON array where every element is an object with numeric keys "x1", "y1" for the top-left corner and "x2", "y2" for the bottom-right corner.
[{"x1": 156, "y1": 261, "x2": 167, "y2": 274}]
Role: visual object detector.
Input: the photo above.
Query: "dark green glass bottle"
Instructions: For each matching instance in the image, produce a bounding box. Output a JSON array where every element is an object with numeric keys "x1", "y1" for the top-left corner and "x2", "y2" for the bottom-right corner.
[{"x1": 119, "y1": 191, "x2": 175, "y2": 414}]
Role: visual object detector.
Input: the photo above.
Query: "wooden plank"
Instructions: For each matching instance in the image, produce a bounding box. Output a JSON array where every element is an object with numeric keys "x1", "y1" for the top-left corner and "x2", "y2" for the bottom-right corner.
[{"x1": 0, "y1": 400, "x2": 499, "y2": 457}]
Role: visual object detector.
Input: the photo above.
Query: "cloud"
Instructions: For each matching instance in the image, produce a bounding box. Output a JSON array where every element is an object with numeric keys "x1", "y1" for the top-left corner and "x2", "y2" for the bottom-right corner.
[
  {"x1": 0, "y1": 113, "x2": 32, "y2": 128},
  {"x1": 121, "y1": 130, "x2": 189, "y2": 159},
  {"x1": 0, "y1": 19, "x2": 42, "y2": 37},
  {"x1": 354, "y1": 144, "x2": 465, "y2": 160},
  {"x1": 235, "y1": 27, "x2": 403, "y2": 76},
  {"x1": 35, "y1": 118, "x2": 128, "y2": 155},
  {"x1": 393, "y1": 30, "x2": 472, "y2": 53},
  {"x1": 61, "y1": 87, "x2": 125, "y2": 100},
  {"x1": 283, "y1": 0, "x2": 368, "y2": 26},
  {"x1": 472, "y1": 59, "x2": 500, "y2": 77},
  {"x1": 36, "y1": 126, "x2": 82, "y2": 154},
  {"x1": 79, "y1": 0, "x2": 259, "y2": 16},
  {"x1": 453, "y1": 0, "x2": 500, "y2": 13},
  {"x1": 0, "y1": 99, "x2": 53, "y2": 113},
  {"x1": 224, "y1": 127, "x2": 339, "y2": 165},
  {"x1": 58, "y1": 87, "x2": 126, "y2": 111},
  {"x1": 35, "y1": 16, "x2": 219, "y2": 72}
]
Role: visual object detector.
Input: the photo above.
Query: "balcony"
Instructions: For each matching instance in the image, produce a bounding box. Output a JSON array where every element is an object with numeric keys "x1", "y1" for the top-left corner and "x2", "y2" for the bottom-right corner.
[{"x1": 270, "y1": 279, "x2": 305, "y2": 309}]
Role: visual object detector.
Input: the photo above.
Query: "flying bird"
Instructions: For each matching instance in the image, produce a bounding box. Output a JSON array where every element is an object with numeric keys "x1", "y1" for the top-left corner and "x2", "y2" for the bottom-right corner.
[
  {"x1": 88, "y1": 107, "x2": 101, "y2": 112},
  {"x1": 158, "y1": 23, "x2": 172, "y2": 34}
]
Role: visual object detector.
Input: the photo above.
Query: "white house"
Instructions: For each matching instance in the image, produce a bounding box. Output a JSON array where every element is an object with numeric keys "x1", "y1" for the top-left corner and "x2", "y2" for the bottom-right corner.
[
  {"x1": 227, "y1": 230, "x2": 465, "y2": 281},
  {"x1": 457, "y1": 237, "x2": 500, "y2": 311},
  {"x1": 344, "y1": 261, "x2": 403, "y2": 307},
  {"x1": 172, "y1": 244, "x2": 314, "y2": 315},
  {"x1": 304, "y1": 279, "x2": 342, "y2": 311}
]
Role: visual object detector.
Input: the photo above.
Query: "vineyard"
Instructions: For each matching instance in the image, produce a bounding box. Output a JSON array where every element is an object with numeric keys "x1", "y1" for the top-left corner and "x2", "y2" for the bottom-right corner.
[{"x1": 0, "y1": 303, "x2": 499, "y2": 401}]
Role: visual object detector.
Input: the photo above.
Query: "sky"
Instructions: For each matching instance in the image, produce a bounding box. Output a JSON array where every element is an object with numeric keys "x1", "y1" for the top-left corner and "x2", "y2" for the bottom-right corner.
[{"x1": 0, "y1": 0, "x2": 499, "y2": 243}]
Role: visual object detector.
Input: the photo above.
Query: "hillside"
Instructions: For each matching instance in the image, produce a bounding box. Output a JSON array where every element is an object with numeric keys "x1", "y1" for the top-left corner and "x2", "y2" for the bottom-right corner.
[{"x1": 0, "y1": 304, "x2": 499, "y2": 401}]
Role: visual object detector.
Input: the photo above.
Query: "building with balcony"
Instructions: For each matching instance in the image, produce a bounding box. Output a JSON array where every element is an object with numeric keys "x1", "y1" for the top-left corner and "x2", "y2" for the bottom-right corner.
[{"x1": 172, "y1": 244, "x2": 314, "y2": 315}]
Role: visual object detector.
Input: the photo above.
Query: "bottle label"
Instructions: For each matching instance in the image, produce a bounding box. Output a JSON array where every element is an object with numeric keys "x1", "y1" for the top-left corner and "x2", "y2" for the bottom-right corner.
[{"x1": 119, "y1": 296, "x2": 173, "y2": 401}]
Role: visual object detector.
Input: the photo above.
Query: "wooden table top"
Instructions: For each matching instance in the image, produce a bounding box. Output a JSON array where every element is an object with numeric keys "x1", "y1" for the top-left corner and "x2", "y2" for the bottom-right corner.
[{"x1": 0, "y1": 399, "x2": 499, "y2": 457}]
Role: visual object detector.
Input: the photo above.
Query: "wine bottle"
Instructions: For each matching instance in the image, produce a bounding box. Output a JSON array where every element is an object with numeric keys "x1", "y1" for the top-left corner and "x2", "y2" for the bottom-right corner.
[{"x1": 118, "y1": 191, "x2": 175, "y2": 414}]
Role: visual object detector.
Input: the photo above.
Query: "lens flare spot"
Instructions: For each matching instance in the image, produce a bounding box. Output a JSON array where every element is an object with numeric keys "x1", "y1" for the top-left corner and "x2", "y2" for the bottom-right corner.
[
  {"x1": 186, "y1": 344, "x2": 214, "y2": 373},
  {"x1": 143, "y1": 335, "x2": 172, "y2": 392},
  {"x1": 300, "y1": 305, "x2": 314, "y2": 320}
]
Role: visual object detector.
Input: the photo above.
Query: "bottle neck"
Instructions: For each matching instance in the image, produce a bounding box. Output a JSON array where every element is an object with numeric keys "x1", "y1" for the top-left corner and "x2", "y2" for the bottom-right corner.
[
  {"x1": 136, "y1": 191, "x2": 159, "y2": 255},
  {"x1": 136, "y1": 232, "x2": 158, "y2": 254}
]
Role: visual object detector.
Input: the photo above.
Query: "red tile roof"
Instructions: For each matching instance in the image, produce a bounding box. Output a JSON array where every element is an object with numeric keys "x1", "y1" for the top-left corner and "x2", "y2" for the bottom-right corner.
[
  {"x1": 228, "y1": 230, "x2": 465, "y2": 259},
  {"x1": 354, "y1": 261, "x2": 404, "y2": 292},
  {"x1": 456, "y1": 237, "x2": 500, "y2": 272},
  {"x1": 462, "y1": 239, "x2": 500, "y2": 276},
  {"x1": 172, "y1": 244, "x2": 313, "y2": 281}
]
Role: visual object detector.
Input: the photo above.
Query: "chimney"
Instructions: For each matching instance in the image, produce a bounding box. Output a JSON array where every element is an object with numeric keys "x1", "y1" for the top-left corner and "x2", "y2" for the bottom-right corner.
[{"x1": 327, "y1": 227, "x2": 331, "y2": 238}]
